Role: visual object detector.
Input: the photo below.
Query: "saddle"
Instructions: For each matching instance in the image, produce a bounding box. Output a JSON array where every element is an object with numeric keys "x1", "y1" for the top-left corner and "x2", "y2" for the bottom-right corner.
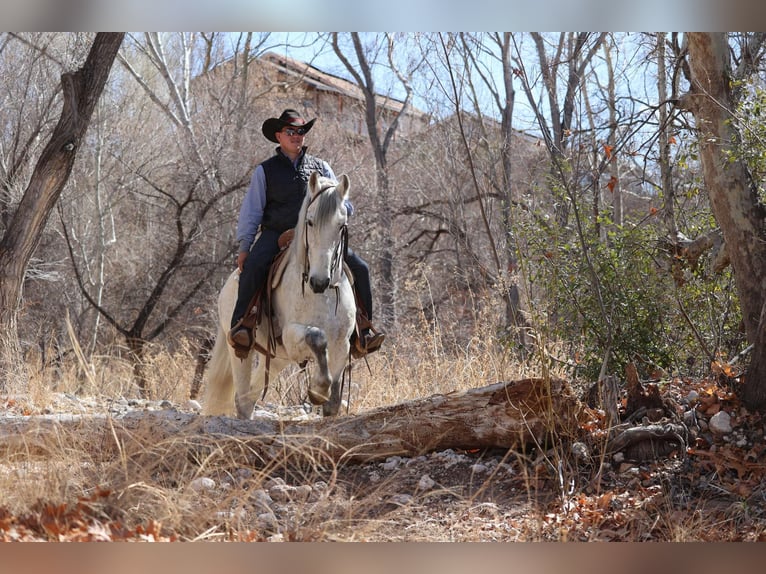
[{"x1": 234, "y1": 228, "x2": 374, "y2": 359}]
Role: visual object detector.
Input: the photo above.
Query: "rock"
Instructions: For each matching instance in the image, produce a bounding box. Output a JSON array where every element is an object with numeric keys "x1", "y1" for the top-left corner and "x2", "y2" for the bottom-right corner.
[
  {"x1": 381, "y1": 456, "x2": 403, "y2": 471},
  {"x1": 388, "y1": 493, "x2": 413, "y2": 506},
  {"x1": 571, "y1": 441, "x2": 589, "y2": 461},
  {"x1": 709, "y1": 411, "x2": 732, "y2": 435},
  {"x1": 619, "y1": 463, "x2": 637, "y2": 474},
  {"x1": 309, "y1": 481, "x2": 328, "y2": 502},
  {"x1": 189, "y1": 477, "x2": 216, "y2": 492},
  {"x1": 294, "y1": 485, "x2": 313, "y2": 501},
  {"x1": 248, "y1": 489, "x2": 273, "y2": 510},
  {"x1": 269, "y1": 483, "x2": 296, "y2": 502},
  {"x1": 264, "y1": 477, "x2": 286, "y2": 489},
  {"x1": 252, "y1": 408, "x2": 279, "y2": 420},
  {"x1": 418, "y1": 474, "x2": 435, "y2": 490},
  {"x1": 235, "y1": 468, "x2": 254, "y2": 481},
  {"x1": 257, "y1": 512, "x2": 279, "y2": 531}
]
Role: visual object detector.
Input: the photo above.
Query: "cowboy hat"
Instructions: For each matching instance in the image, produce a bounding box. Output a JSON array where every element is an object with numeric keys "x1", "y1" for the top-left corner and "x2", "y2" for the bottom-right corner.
[{"x1": 261, "y1": 109, "x2": 316, "y2": 143}]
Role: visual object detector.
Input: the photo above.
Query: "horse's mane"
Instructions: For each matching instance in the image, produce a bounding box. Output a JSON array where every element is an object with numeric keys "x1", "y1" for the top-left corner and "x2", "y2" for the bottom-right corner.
[
  {"x1": 298, "y1": 176, "x2": 344, "y2": 230},
  {"x1": 314, "y1": 181, "x2": 344, "y2": 229},
  {"x1": 291, "y1": 176, "x2": 344, "y2": 271}
]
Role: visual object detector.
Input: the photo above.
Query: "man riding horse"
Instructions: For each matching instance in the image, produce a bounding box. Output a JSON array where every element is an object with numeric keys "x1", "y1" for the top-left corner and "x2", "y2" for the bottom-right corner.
[{"x1": 228, "y1": 108, "x2": 385, "y2": 358}]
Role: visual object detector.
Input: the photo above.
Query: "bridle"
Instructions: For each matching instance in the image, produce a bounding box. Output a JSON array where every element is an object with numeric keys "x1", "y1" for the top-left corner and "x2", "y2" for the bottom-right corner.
[{"x1": 301, "y1": 188, "x2": 349, "y2": 300}]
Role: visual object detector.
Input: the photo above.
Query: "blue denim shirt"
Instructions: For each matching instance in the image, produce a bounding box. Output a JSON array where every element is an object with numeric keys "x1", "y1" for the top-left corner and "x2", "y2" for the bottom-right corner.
[{"x1": 236, "y1": 149, "x2": 349, "y2": 253}]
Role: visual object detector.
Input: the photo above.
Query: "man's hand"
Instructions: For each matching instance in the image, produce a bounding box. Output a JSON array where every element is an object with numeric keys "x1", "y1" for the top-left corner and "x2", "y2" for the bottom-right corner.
[{"x1": 237, "y1": 251, "x2": 248, "y2": 272}]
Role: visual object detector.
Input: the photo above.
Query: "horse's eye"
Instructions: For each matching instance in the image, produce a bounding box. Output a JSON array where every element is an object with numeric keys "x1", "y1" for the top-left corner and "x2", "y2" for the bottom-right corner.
[{"x1": 306, "y1": 218, "x2": 314, "y2": 227}]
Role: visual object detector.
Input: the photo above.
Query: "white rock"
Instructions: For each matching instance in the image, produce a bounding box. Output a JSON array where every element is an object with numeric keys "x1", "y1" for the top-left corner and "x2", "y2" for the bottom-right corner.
[
  {"x1": 186, "y1": 399, "x2": 202, "y2": 411},
  {"x1": 309, "y1": 481, "x2": 328, "y2": 502},
  {"x1": 249, "y1": 489, "x2": 273, "y2": 509},
  {"x1": 269, "y1": 484, "x2": 294, "y2": 502},
  {"x1": 418, "y1": 474, "x2": 435, "y2": 490},
  {"x1": 709, "y1": 411, "x2": 732, "y2": 435},
  {"x1": 189, "y1": 477, "x2": 216, "y2": 492},
  {"x1": 252, "y1": 408, "x2": 279, "y2": 420},
  {"x1": 312, "y1": 480, "x2": 328, "y2": 492},
  {"x1": 388, "y1": 493, "x2": 413, "y2": 506},
  {"x1": 571, "y1": 442, "x2": 589, "y2": 461},
  {"x1": 736, "y1": 436, "x2": 748, "y2": 448},
  {"x1": 294, "y1": 485, "x2": 312, "y2": 501},
  {"x1": 381, "y1": 456, "x2": 402, "y2": 471},
  {"x1": 264, "y1": 477, "x2": 286, "y2": 489}
]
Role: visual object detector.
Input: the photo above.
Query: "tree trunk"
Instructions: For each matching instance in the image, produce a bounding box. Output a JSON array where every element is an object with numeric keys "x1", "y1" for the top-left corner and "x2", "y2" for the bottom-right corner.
[
  {"x1": 0, "y1": 378, "x2": 586, "y2": 463},
  {"x1": 0, "y1": 33, "x2": 124, "y2": 389},
  {"x1": 686, "y1": 33, "x2": 766, "y2": 410}
]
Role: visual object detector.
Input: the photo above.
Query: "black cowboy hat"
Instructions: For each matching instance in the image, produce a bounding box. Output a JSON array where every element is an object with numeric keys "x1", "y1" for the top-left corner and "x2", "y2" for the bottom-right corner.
[{"x1": 261, "y1": 109, "x2": 316, "y2": 143}]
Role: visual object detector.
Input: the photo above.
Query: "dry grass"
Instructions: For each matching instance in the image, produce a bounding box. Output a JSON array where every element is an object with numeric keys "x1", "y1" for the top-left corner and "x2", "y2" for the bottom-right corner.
[{"x1": 0, "y1": 317, "x2": 764, "y2": 542}]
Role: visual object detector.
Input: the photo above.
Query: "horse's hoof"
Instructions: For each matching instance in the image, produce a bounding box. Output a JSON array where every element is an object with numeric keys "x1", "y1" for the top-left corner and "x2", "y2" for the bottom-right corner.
[
  {"x1": 307, "y1": 387, "x2": 330, "y2": 405},
  {"x1": 322, "y1": 402, "x2": 340, "y2": 417},
  {"x1": 235, "y1": 396, "x2": 255, "y2": 419}
]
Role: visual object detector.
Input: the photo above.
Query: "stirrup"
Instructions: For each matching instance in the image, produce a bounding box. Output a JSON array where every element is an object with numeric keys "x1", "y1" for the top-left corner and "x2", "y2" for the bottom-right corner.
[
  {"x1": 352, "y1": 328, "x2": 385, "y2": 358},
  {"x1": 363, "y1": 331, "x2": 385, "y2": 353},
  {"x1": 227, "y1": 323, "x2": 253, "y2": 359}
]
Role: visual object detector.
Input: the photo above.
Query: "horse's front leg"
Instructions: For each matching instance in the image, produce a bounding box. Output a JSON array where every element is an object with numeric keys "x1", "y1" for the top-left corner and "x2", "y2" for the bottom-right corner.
[
  {"x1": 322, "y1": 338, "x2": 352, "y2": 417},
  {"x1": 282, "y1": 324, "x2": 332, "y2": 405}
]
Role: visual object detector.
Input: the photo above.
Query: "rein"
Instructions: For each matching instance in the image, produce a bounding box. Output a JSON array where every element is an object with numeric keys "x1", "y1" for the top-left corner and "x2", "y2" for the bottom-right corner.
[{"x1": 301, "y1": 189, "x2": 348, "y2": 300}]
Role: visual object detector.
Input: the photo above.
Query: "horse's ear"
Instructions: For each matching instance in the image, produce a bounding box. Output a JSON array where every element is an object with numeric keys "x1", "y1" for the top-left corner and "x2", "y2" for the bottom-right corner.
[
  {"x1": 337, "y1": 174, "x2": 350, "y2": 200},
  {"x1": 308, "y1": 171, "x2": 320, "y2": 197}
]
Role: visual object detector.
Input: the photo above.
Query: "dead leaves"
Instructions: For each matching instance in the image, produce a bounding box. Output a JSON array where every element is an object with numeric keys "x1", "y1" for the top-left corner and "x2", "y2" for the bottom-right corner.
[{"x1": 0, "y1": 489, "x2": 177, "y2": 542}]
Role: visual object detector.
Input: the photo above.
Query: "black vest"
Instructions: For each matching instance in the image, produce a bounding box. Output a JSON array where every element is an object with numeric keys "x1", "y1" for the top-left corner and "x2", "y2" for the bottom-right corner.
[{"x1": 260, "y1": 149, "x2": 325, "y2": 233}]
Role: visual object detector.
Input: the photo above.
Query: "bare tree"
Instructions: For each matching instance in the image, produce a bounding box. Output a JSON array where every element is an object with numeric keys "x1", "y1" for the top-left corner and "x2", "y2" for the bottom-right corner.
[
  {"x1": 58, "y1": 33, "x2": 260, "y2": 395},
  {"x1": 0, "y1": 32, "x2": 124, "y2": 387},
  {"x1": 330, "y1": 32, "x2": 422, "y2": 328},
  {"x1": 451, "y1": 32, "x2": 530, "y2": 343},
  {"x1": 515, "y1": 33, "x2": 608, "y2": 227}
]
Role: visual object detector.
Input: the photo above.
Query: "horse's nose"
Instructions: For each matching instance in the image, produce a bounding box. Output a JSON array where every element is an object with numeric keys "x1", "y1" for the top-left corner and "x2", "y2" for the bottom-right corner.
[{"x1": 309, "y1": 276, "x2": 329, "y2": 293}]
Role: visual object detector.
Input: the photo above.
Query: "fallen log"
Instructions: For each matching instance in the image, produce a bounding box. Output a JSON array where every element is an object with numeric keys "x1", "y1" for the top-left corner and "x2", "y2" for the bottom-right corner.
[{"x1": 0, "y1": 378, "x2": 586, "y2": 464}]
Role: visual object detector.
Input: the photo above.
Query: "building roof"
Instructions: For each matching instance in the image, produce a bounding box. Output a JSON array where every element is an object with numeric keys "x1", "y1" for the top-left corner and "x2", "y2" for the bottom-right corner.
[{"x1": 260, "y1": 52, "x2": 429, "y2": 120}]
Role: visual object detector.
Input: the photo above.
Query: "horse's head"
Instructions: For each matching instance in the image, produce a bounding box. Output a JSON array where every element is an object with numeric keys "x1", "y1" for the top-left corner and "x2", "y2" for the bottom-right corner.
[{"x1": 301, "y1": 172, "x2": 350, "y2": 294}]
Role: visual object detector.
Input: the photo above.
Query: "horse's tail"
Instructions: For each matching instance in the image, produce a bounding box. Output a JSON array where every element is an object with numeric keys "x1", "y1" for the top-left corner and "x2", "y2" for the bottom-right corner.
[{"x1": 202, "y1": 320, "x2": 235, "y2": 416}]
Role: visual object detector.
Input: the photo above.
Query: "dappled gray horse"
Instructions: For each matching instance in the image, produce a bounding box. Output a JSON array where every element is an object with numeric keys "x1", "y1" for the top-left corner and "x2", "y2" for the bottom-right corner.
[{"x1": 203, "y1": 172, "x2": 356, "y2": 418}]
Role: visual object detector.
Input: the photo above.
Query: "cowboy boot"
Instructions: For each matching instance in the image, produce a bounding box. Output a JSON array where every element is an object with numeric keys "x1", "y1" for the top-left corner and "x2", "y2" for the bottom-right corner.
[{"x1": 227, "y1": 318, "x2": 253, "y2": 359}]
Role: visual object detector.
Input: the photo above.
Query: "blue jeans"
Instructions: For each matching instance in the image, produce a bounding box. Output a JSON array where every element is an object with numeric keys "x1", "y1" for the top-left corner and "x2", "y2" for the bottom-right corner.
[
  {"x1": 345, "y1": 248, "x2": 373, "y2": 321},
  {"x1": 231, "y1": 228, "x2": 281, "y2": 328},
  {"x1": 231, "y1": 231, "x2": 375, "y2": 328}
]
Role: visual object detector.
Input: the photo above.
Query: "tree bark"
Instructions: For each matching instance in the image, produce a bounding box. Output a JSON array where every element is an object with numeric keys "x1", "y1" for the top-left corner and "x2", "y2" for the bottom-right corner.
[
  {"x1": 331, "y1": 33, "x2": 416, "y2": 329},
  {"x1": 686, "y1": 33, "x2": 766, "y2": 411},
  {"x1": 0, "y1": 33, "x2": 124, "y2": 388},
  {"x1": 0, "y1": 378, "x2": 586, "y2": 464}
]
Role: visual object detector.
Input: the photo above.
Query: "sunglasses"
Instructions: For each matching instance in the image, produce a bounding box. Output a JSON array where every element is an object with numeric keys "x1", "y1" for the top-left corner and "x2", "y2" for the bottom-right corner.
[{"x1": 281, "y1": 127, "x2": 307, "y2": 136}]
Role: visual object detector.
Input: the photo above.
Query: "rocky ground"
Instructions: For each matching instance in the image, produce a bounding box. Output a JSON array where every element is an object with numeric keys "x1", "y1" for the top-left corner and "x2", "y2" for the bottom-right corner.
[{"x1": 2, "y1": 373, "x2": 766, "y2": 541}]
